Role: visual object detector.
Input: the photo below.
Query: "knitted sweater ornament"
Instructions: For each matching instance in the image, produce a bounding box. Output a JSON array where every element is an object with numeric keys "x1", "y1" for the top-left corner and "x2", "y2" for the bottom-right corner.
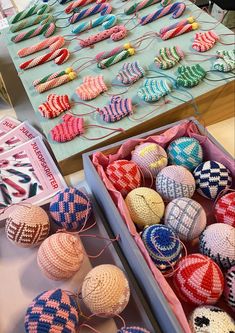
[
  {"x1": 176, "y1": 64, "x2": 206, "y2": 88},
  {"x1": 98, "y1": 96, "x2": 133, "y2": 122},
  {"x1": 76, "y1": 75, "x2": 108, "y2": 100},
  {"x1": 215, "y1": 192, "x2": 235, "y2": 227},
  {"x1": 213, "y1": 49, "x2": 235, "y2": 72},
  {"x1": 192, "y1": 31, "x2": 219, "y2": 52},
  {"x1": 50, "y1": 114, "x2": 84, "y2": 142},
  {"x1": 224, "y1": 266, "x2": 235, "y2": 311},
  {"x1": 38, "y1": 94, "x2": 71, "y2": 118},
  {"x1": 155, "y1": 46, "x2": 184, "y2": 69},
  {"x1": 116, "y1": 61, "x2": 145, "y2": 85},
  {"x1": 137, "y1": 79, "x2": 172, "y2": 102}
]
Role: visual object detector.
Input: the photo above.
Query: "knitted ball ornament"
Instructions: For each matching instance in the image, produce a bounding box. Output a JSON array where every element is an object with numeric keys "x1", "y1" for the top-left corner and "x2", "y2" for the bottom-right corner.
[
  {"x1": 193, "y1": 160, "x2": 232, "y2": 200},
  {"x1": 106, "y1": 160, "x2": 141, "y2": 197},
  {"x1": 199, "y1": 223, "x2": 235, "y2": 269},
  {"x1": 189, "y1": 305, "x2": 235, "y2": 333},
  {"x1": 49, "y1": 187, "x2": 92, "y2": 230},
  {"x1": 37, "y1": 232, "x2": 84, "y2": 280},
  {"x1": 118, "y1": 327, "x2": 151, "y2": 333},
  {"x1": 164, "y1": 197, "x2": 207, "y2": 241},
  {"x1": 214, "y1": 192, "x2": 235, "y2": 227},
  {"x1": 125, "y1": 187, "x2": 165, "y2": 228},
  {"x1": 81, "y1": 264, "x2": 130, "y2": 317},
  {"x1": 167, "y1": 137, "x2": 203, "y2": 171},
  {"x1": 156, "y1": 165, "x2": 195, "y2": 201},
  {"x1": 25, "y1": 289, "x2": 79, "y2": 333},
  {"x1": 131, "y1": 142, "x2": 168, "y2": 178},
  {"x1": 141, "y1": 224, "x2": 182, "y2": 270},
  {"x1": 174, "y1": 254, "x2": 224, "y2": 305},
  {"x1": 224, "y1": 266, "x2": 235, "y2": 311},
  {"x1": 5, "y1": 205, "x2": 49, "y2": 247}
]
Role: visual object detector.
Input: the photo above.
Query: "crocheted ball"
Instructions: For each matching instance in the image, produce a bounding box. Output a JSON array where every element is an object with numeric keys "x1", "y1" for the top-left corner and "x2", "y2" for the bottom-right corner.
[
  {"x1": 189, "y1": 305, "x2": 235, "y2": 333},
  {"x1": 5, "y1": 205, "x2": 49, "y2": 247},
  {"x1": 199, "y1": 223, "x2": 235, "y2": 269},
  {"x1": 174, "y1": 254, "x2": 224, "y2": 305},
  {"x1": 164, "y1": 197, "x2": 207, "y2": 241},
  {"x1": 193, "y1": 161, "x2": 232, "y2": 200},
  {"x1": 82, "y1": 264, "x2": 130, "y2": 317},
  {"x1": 156, "y1": 165, "x2": 195, "y2": 201},
  {"x1": 25, "y1": 289, "x2": 79, "y2": 333},
  {"x1": 141, "y1": 224, "x2": 182, "y2": 270},
  {"x1": 117, "y1": 327, "x2": 151, "y2": 333},
  {"x1": 37, "y1": 232, "x2": 84, "y2": 280},
  {"x1": 131, "y1": 142, "x2": 168, "y2": 178},
  {"x1": 167, "y1": 137, "x2": 203, "y2": 171},
  {"x1": 224, "y1": 266, "x2": 235, "y2": 312},
  {"x1": 215, "y1": 192, "x2": 235, "y2": 227},
  {"x1": 106, "y1": 160, "x2": 141, "y2": 197},
  {"x1": 49, "y1": 187, "x2": 92, "y2": 230},
  {"x1": 125, "y1": 187, "x2": 165, "y2": 228}
]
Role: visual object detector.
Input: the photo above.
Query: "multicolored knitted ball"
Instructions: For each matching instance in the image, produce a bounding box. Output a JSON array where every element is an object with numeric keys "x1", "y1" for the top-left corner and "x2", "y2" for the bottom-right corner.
[
  {"x1": 81, "y1": 264, "x2": 130, "y2": 317},
  {"x1": 37, "y1": 232, "x2": 84, "y2": 280},
  {"x1": 49, "y1": 187, "x2": 92, "y2": 230},
  {"x1": 189, "y1": 305, "x2": 235, "y2": 333},
  {"x1": 193, "y1": 160, "x2": 232, "y2": 200},
  {"x1": 131, "y1": 142, "x2": 168, "y2": 178},
  {"x1": 215, "y1": 192, "x2": 235, "y2": 227},
  {"x1": 5, "y1": 205, "x2": 49, "y2": 247},
  {"x1": 106, "y1": 160, "x2": 141, "y2": 197},
  {"x1": 224, "y1": 266, "x2": 235, "y2": 312},
  {"x1": 199, "y1": 223, "x2": 235, "y2": 269},
  {"x1": 25, "y1": 289, "x2": 79, "y2": 333},
  {"x1": 174, "y1": 254, "x2": 224, "y2": 305},
  {"x1": 156, "y1": 165, "x2": 195, "y2": 201},
  {"x1": 167, "y1": 137, "x2": 203, "y2": 171},
  {"x1": 141, "y1": 224, "x2": 182, "y2": 271},
  {"x1": 125, "y1": 187, "x2": 165, "y2": 228},
  {"x1": 164, "y1": 197, "x2": 207, "y2": 241},
  {"x1": 118, "y1": 327, "x2": 151, "y2": 333}
]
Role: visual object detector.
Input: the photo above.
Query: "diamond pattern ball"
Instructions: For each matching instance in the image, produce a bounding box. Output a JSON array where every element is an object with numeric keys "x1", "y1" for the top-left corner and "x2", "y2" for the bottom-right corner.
[
  {"x1": 156, "y1": 165, "x2": 195, "y2": 201},
  {"x1": 167, "y1": 137, "x2": 203, "y2": 171},
  {"x1": 174, "y1": 254, "x2": 224, "y2": 305},
  {"x1": 214, "y1": 192, "x2": 235, "y2": 227},
  {"x1": 131, "y1": 142, "x2": 168, "y2": 178},
  {"x1": 193, "y1": 160, "x2": 232, "y2": 200},
  {"x1": 106, "y1": 160, "x2": 141, "y2": 197},
  {"x1": 49, "y1": 187, "x2": 92, "y2": 230},
  {"x1": 224, "y1": 266, "x2": 235, "y2": 312},
  {"x1": 199, "y1": 223, "x2": 235, "y2": 269},
  {"x1": 141, "y1": 224, "x2": 182, "y2": 271},
  {"x1": 164, "y1": 197, "x2": 207, "y2": 241},
  {"x1": 118, "y1": 327, "x2": 151, "y2": 333},
  {"x1": 25, "y1": 289, "x2": 79, "y2": 333}
]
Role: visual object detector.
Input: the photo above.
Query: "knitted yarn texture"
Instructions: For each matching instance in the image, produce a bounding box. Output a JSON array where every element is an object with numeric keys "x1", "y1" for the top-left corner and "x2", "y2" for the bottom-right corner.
[
  {"x1": 213, "y1": 50, "x2": 235, "y2": 72},
  {"x1": 98, "y1": 96, "x2": 133, "y2": 122},
  {"x1": 50, "y1": 115, "x2": 84, "y2": 142},
  {"x1": 155, "y1": 46, "x2": 184, "y2": 69},
  {"x1": 224, "y1": 266, "x2": 235, "y2": 312},
  {"x1": 76, "y1": 75, "x2": 107, "y2": 100},
  {"x1": 118, "y1": 328, "x2": 151, "y2": 333},
  {"x1": 176, "y1": 64, "x2": 206, "y2": 88},
  {"x1": 138, "y1": 79, "x2": 171, "y2": 102},
  {"x1": 116, "y1": 61, "x2": 145, "y2": 85},
  {"x1": 215, "y1": 192, "x2": 235, "y2": 227},
  {"x1": 38, "y1": 94, "x2": 71, "y2": 118},
  {"x1": 192, "y1": 31, "x2": 219, "y2": 52}
]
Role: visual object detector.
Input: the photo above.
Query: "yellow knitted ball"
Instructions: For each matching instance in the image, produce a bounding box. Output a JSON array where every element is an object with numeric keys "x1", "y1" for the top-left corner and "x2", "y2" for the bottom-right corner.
[
  {"x1": 125, "y1": 187, "x2": 165, "y2": 228},
  {"x1": 82, "y1": 264, "x2": 130, "y2": 317}
]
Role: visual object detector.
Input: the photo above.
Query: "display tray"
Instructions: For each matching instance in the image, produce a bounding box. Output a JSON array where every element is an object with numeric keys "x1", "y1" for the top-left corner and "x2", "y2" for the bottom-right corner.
[
  {"x1": 0, "y1": 181, "x2": 160, "y2": 333},
  {"x1": 3, "y1": 0, "x2": 235, "y2": 175},
  {"x1": 83, "y1": 117, "x2": 235, "y2": 333}
]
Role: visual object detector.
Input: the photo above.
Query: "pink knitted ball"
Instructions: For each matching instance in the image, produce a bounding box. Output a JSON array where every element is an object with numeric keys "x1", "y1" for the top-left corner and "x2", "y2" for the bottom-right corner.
[
  {"x1": 224, "y1": 266, "x2": 235, "y2": 312},
  {"x1": 215, "y1": 192, "x2": 235, "y2": 227},
  {"x1": 131, "y1": 142, "x2": 168, "y2": 178},
  {"x1": 174, "y1": 254, "x2": 224, "y2": 305},
  {"x1": 37, "y1": 232, "x2": 84, "y2": 280}
]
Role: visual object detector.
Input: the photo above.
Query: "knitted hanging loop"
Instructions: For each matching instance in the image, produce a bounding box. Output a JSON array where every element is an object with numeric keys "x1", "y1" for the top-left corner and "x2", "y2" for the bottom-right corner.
[
  {"x1": 137, "y1": 79, "x2": 172, "y2": 102},
  {"x1": 155, "y1": 46, "x2": 184, "y2": 70},
  {"x1": 176, "y1": 64, "x2": 206, "y2": 88},
  {"x1": 192, "y1": 31, "x2": 219, "y2": 52},
  {"x1": 50, "y1": 114, "x2": 84, "y2": 142},
  {"x1": 116, "y1": 61, "x2": 145, "y2": 85},
  {"x1": 98, "y1": 96, "x2": 133, "y2": 122},
  {"x1": 38, "y1": 94, "x2": 71, "y2": 118},
  {"x1": 11, "y1": 22, "x2": 56, "y2": 43},
  {"x1": 76, "y1": 75, "x2": 108, "y2": 100},
  {"x1": 213, "y1": 49, "x2": 235, "y2": 72}
]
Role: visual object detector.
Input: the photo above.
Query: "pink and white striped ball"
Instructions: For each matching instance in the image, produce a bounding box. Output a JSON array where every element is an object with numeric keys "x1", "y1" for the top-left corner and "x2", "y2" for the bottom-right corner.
[
  {"x1": 224, "y1": 266, "x2": 235, "y2": 312},
  {"x1": 215, "y1": 192, "x2": 235, "y2": 227}
]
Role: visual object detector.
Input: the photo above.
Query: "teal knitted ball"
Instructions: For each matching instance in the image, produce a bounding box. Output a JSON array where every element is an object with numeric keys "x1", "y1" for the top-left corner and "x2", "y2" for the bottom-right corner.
[{"x1": 167, "y1": 137, "x2": 203, "y2": 171}]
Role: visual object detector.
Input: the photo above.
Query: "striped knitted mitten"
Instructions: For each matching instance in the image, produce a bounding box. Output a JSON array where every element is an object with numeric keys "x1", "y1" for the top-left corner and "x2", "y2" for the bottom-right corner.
[
  {"x1": 213, "y1": 50, "x2": 235, "y2": 72},
  {"x1": 192, "y1": 31, "x2": 219, "y2": 52},
  {"x1": 176, "y1": 64, "x2": 206, "y2": 88},
  {"x1": 76, "y1": 75, "x2": 107, "y2": 100},
  {"x1": 38, "y1": 94, "x2": 71, "y2": 119},
  {"x1": 137, "y1": 79, "x2": 171, "y2": 102},
  {"x1": 116, "y1": 61, "x2": 145, "y2": 85},
  {"x1": 50, "y1": 114, "x2": 84, "y2": 142},
  {"x1": 98, "y1": 96, "x2": 133, "y2": 122},
  {"x1": 155, "y1": 46, "x2": 184, "y2": 69}
]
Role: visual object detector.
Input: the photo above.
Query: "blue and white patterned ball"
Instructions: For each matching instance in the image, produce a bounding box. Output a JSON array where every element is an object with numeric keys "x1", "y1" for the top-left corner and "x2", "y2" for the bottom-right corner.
[
  {"x1": 167, "y1": 137, "x2": 203, "y2": 171},
  {"x1": 193, "y1": 160, "x2": 232, "y2": 200}
]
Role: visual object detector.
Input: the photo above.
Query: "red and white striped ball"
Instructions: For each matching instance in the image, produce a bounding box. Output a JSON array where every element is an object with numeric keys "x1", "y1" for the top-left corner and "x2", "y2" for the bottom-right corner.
[
  {"x1": 174, "y1": 254, "x2": 224, "y2": 305},
  {"x1": 106, "y1": 160, "x2": 141, "y2": 197},
  {"x1": 215, "y1": 192, "x2": 235, "y2": 227}
]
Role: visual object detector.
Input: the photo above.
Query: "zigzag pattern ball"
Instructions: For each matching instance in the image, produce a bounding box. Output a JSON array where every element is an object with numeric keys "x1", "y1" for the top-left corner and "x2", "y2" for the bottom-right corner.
[
  {"x1": 214, "y1": 192, "x2": 235, "y2": 227},
  {"x1": 224, "y1": 266, "x2": 235, "y2": 312}
]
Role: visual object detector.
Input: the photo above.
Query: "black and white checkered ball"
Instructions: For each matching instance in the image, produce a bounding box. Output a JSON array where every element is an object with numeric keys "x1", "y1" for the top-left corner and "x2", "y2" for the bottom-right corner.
[{"x1": 193, "y1": 160, "x2": 232, "y2": 200}]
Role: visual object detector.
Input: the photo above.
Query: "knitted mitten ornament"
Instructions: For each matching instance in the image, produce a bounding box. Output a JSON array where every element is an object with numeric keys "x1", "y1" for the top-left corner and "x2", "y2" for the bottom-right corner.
[
  {"x1": 38, "y1": 94, "x2": 71, "y2": 118},
  {"x1": 155, "y1": 46, "x2": 184, "y2": 69},
  {"x1": 137, "y1": 79, "x2": 171, "y2": 102},
  {"x1": 116, "y1": 61, "x2": 145, "y2": 85},
  {"x1": 98, "y1": 96, "x2": 133, "y2": 122},
  {"x1": 192, "y1": 31, "x2": 219, "y2": 52},
  {"x1": 76, "y1": 75, "x2": 107, "y2": 100},
  {"x1": 213, "y1": 50, "x2": 235, "y2": 72},
  {"x1": 50, "y1": 114, "x2": 84, "y2": 142},
  {"x1": 176, "y1": 64, "x2": 206, "y2": 88}
]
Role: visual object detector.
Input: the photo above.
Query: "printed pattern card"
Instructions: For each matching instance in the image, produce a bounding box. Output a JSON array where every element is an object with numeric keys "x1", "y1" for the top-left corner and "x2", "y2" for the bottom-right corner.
[{"x1": 0, "y1": 116, "x2": 20, "y2": 137}]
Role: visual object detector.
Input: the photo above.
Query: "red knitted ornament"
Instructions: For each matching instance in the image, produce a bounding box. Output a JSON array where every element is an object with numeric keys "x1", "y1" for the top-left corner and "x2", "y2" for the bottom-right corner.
[
  {"x1": 38, "y1": 94, "x2": 71, "y2": 119},
  {"x1": 174, "y1": 254, "x2": 224, "y2": 305},
  {"x1": 106, "y1": 160, "x2": 141, "y2": 197},
  {"x1": 50, "y1": 114, "x2": 84, "y2": 142},
  {"x1": 215, "y1": 192, "x2": 235, "y2": 227}
]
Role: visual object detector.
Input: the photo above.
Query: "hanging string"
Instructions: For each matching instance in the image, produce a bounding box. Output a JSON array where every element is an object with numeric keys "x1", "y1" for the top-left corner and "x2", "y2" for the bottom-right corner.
[{"x1": 83, "y1": 125, "x2": 124, "y2": 140}]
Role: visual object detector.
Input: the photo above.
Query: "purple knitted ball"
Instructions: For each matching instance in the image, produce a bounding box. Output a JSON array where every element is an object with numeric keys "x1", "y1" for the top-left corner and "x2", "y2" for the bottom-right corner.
[{"x1": 224, "y1": 266, "x2": 235, "y2": 312}]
